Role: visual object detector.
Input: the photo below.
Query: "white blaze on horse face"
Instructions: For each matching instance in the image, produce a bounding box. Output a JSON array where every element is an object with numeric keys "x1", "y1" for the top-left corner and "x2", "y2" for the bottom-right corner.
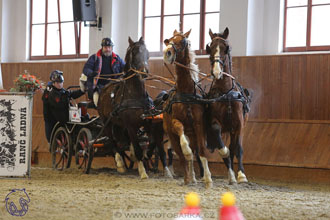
[
  {"x1": 213, "y1": 45, "x2": 223, "y2": 79},
  {"x1": 163, "y1": 44, "x2": 174, "y2": 64}
]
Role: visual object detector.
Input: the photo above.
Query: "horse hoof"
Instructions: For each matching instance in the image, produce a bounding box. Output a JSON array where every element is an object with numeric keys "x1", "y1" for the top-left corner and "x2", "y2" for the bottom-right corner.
[
  {"x1": 168, "y1": 165, "x2": 176, "y2": 177},
  {"x1": 140, "y1": 172, "x2": 149, "y2": 179},
  {"x1": 164, "y1": 167, "x2": 173, "y2": 178},
  {"x1": 205, "y1": 181, "x2": 213, "y2": 189},
  {"x1": 228, "y1": 169, "x2": 237, "y2": 184},
  {"x1": 237, "y1": 171, "x2": 248, "y2": 183},
  {"x1": 117, "y1": 167, "x2": 126, "y2": 173}
]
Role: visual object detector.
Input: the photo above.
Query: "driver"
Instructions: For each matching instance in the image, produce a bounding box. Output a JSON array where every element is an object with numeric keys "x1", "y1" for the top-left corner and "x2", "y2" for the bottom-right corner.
[{"x1": 42, "y1": 70, "x2": 85, "y2": 146}]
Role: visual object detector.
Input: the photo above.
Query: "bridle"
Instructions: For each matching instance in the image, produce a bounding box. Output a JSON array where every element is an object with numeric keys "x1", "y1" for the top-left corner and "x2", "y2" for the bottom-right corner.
[
  {"x1": 169, "y1": 35, "x2": 188, "y2": 54},
  {"x1": 125, "y1": 42, "x2": 149, "y2": 72},
  {"x1": 166, "y1": 34, "x2": 188, "y2": 64},
  {"x1": 209, "y1": 36, "x2": 230, "y2": 72}
]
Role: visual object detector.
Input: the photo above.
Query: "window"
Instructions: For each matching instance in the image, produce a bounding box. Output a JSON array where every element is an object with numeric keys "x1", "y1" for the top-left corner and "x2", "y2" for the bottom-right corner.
[
  {"x1": 143, "y1": 0, "x2": 220, "y2": 56},
  {"x1": 30, "y1": 0, "x2": 89, "y2": 60},
  {"x1": 284, "y1": 0, "x2": 330, "y2": 52}
]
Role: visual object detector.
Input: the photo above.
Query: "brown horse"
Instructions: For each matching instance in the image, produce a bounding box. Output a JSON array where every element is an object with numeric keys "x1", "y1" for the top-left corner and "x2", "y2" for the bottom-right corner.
[
  {"x1": 206, "y1": 28, "x2": 250, "y2": 184},
  {"x1": 97, "y1": 37, "x2": 151, "y2": 179},
  {"x1": 163, "y1": 30, "x2": 212, "y2": 187}
]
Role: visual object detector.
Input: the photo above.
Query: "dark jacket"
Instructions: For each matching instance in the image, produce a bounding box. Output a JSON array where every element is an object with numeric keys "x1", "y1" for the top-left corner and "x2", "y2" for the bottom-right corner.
[
  {"x1": 83, "y1": 49, "x2": 125, "y2": 98},
  {"x1": 42, "y1": 84, "x2": 85, "y2": 124}
]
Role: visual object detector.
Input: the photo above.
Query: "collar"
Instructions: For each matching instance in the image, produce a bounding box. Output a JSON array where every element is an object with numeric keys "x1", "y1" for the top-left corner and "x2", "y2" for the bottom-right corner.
[{"x1": 97, "y1": 49, "x2": 117, "y2": 60}]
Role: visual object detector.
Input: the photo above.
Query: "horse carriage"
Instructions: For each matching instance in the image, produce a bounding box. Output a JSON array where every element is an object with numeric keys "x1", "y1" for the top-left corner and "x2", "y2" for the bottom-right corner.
[
  {"x1": 49, "y1": 29, "x2": 251, "y2": 186},
  {"x1": 49, "y1": 37, "x2": 173, "y2": 177},
  {"x1": 49, "y1": 91, "x2": 115, "y2": 174}
]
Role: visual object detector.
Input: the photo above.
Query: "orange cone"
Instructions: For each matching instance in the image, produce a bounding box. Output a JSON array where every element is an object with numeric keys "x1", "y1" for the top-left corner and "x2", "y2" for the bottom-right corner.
[
  {"x1": 219, "y1": 192, "x2": 245, "y2": 220},
  {"x1": 175, "y1": 192, "x2": 203, "y2": 220}
]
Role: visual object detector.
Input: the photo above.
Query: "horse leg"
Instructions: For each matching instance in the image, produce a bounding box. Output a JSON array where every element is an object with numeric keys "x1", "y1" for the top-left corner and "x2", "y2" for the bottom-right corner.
[
  {"x1": 115, "y1": 152, "x2": 127, "y2": 173},
  {"x1": 158, "y1": 139, "x2": 173, "y2": 178},
  {"x1": 172, "y1": 119, "x2": 196, "y2": 184},
  {"x1": 235, "y1": 135, "x2": 248, "y2": 183},
  {"x1": 211, "y1": 120, "x2": 236, "y2": 184},
  {"x1": 228, "y1": 136, "x2": 237, "y2": 184},
  {"x1": 195, "y1": 152, "x2": 204, "y2": 178},
  {"x1": 121, "y1": 151, "x2": 133, "y2": 170},
  {"x1": 104, "y1": 125, "x2": 127, "y2": 173},
  {"x1": 127, "y1": 129, "x2": 148, "y2": 179},
  {"x1": 169, "y1": 132, "x2": 191, "y2": 184},
  {"x1": 211, "y1": 119, "x2": 230, "y2": 158},
  {"x1": 167, "y1": 146, "x2": 176, "y2": 176},
  {"x1": 194, "y1": 120, "x2": 212, "y2": 188}
]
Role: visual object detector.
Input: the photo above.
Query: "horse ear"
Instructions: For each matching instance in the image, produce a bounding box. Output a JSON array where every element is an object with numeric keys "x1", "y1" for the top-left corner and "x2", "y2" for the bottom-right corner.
[
  {"x1": 209, "y1": 28, "x2": 215, "y2": 39},
  {"x1": 206, "y1": 44, "x2": 211, "y2": 54},
  {"x1": 164, "y1": 39, "x2": 169, "y2": 46},
  {"x1": 128, "y1": 36, "x2": 134, "y2": 46},
  {"x1": 183, "y1": 29, "x2": 191, "y2": 38},
  {"x1": 173, "y1": 29, "x2": 179, "y2": 35},
  {"x1": 223, "y1": 27, "x2": 229, "y2": 39},
  {"x1": 139, "y1": 37, "x2": 144, "y2": 44}
]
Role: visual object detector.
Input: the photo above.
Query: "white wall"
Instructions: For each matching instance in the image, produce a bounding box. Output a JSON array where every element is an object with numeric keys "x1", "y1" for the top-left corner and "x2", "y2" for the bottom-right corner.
[
  {"x1": 0, "y1": 0, "x2": 285, "y2": 63},
  {"x1": 1, "y1": 0, "x2": 28, "y2": 62},
  {"x1": 89, "y1": 0, "x2": 112, "y2": 56},
  {"x1": 246, "y1": 0, "x2": 264, "y2": 56},
  {"x1": 110, "y1": 0, "x2": 142, "y2": 58},
  {"x1": 89, "y1": 0, "x2": 142, "y2": 58},
  {"x1": 247, "y1": 0, "x2": 282, "y2": 56},
  {"x1": 220, "y1": 0, "x2": 249, "y2": 56}
]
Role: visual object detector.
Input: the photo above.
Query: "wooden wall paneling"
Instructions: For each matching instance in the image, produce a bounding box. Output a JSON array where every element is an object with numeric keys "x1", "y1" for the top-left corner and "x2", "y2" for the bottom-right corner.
[
  {"x1": 279, "y1": 55, "x2": 291, "y2": 119},
  {"x1": 196, "y1": 58, "x2": 212, "y2": 93},
  {"x1": 311, "y1": 55, "x2": 321, "y2": 120},
  {"x1": 32, "y1": 116, "x2": 48, "y2": 152},
  {"x1": 303, "y1": 55, "x2": 316, "y2": 120},
  {"x1": 318, "y1": 55, "x2": 329, "y2": 120},
  {"x1": 259, "y1": 56, "x2": 270, "y2": 119},
  {"x1": 290, "y1": 55, "x2": 302, "y2": 119},
  {"x1": 243, "y1": 121, "x2": 330, "y2": 169}
]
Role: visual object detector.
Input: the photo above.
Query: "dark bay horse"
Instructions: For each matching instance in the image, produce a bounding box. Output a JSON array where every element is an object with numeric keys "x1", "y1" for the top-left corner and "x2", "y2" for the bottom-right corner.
[
  {"x1": 163, "y1": 30, "x2": 212, "y2": 187},
  {"x1": 97, "y1": 37, "x2": 151, "y2": 179},
  {"x1": 206, "y1": 28, "x2": 250, "y2": 184}
]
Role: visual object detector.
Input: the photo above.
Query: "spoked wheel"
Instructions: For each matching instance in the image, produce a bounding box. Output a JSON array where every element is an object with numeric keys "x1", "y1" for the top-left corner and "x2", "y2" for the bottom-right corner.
[
  {"x1": 51, "y1": 127, "x2": 72, "y2": 170},
  {"x1": 75, "y1": 128, "x2": 94, "y2": 174}
]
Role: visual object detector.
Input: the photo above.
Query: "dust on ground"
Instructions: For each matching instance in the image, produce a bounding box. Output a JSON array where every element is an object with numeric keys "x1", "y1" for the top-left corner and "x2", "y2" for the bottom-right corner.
[{"x1": 0, "y1": 167, "x2": 329, "y2": 220}]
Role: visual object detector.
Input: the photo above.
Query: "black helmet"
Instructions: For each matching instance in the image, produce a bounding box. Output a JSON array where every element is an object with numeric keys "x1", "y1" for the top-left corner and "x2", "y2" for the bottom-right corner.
[
  {"x1": 50, "y1": 70, "x2": 64, "y2": 83},
  {"x1": 101, "y1": 38, "x2": 114, "y2": 47}
]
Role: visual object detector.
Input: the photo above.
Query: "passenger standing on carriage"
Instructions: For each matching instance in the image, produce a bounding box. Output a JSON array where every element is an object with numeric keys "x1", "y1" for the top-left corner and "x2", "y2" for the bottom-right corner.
[
  {"x1": 42, "y1": 70, "x2": 85, "y2": 147},
  {"x1": 80, "y1": 37, "x2": 125, "y2": 107}
]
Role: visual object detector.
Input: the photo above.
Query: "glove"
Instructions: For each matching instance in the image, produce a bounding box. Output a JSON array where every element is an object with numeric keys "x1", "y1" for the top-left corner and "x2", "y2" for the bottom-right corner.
[{"x1": 79, "y1": 73, "x2": 87, "y2": 92}]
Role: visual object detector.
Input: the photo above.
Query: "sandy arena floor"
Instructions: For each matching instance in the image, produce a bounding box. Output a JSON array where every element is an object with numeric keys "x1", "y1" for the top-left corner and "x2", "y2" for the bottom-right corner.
[{"x1": 0, "y1": 167, "x2": 329, "y2": 220}]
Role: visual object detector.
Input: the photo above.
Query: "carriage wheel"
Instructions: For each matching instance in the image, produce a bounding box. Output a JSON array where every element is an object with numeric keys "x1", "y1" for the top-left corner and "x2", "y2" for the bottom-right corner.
[
  {"x1": 75, "y1": 128, "x2": 94, "y2": 174},
  {"x1": 51, "y1": 127, "x2": 72, "y2": 170}
]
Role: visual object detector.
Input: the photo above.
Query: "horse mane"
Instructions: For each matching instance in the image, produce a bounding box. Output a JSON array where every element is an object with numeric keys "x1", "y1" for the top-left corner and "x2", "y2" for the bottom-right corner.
[{"x1": 186, "y1": 40, "x2": 199, "y2": 83}]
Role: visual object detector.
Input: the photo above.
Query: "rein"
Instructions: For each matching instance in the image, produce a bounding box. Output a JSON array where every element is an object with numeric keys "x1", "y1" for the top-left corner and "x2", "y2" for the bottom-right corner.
[
  {"x1": 95, "y1": 67, "x2": 176, "y2": 86},
  {"x1": 173, "y1": 61, "x2": 235, "y2": 80}
]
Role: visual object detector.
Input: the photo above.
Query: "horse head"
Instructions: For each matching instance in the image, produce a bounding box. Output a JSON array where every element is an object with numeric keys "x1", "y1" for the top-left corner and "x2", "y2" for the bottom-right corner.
[
  {"x1": 124, "y1": 36, "x2": 149, "y2": 79},
  {"x1": 163, "y1": 29, "x2": 191, "y2": 65},
  {"x1": 206, "y1": 27, "x2": 232, "y2": 79}
]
